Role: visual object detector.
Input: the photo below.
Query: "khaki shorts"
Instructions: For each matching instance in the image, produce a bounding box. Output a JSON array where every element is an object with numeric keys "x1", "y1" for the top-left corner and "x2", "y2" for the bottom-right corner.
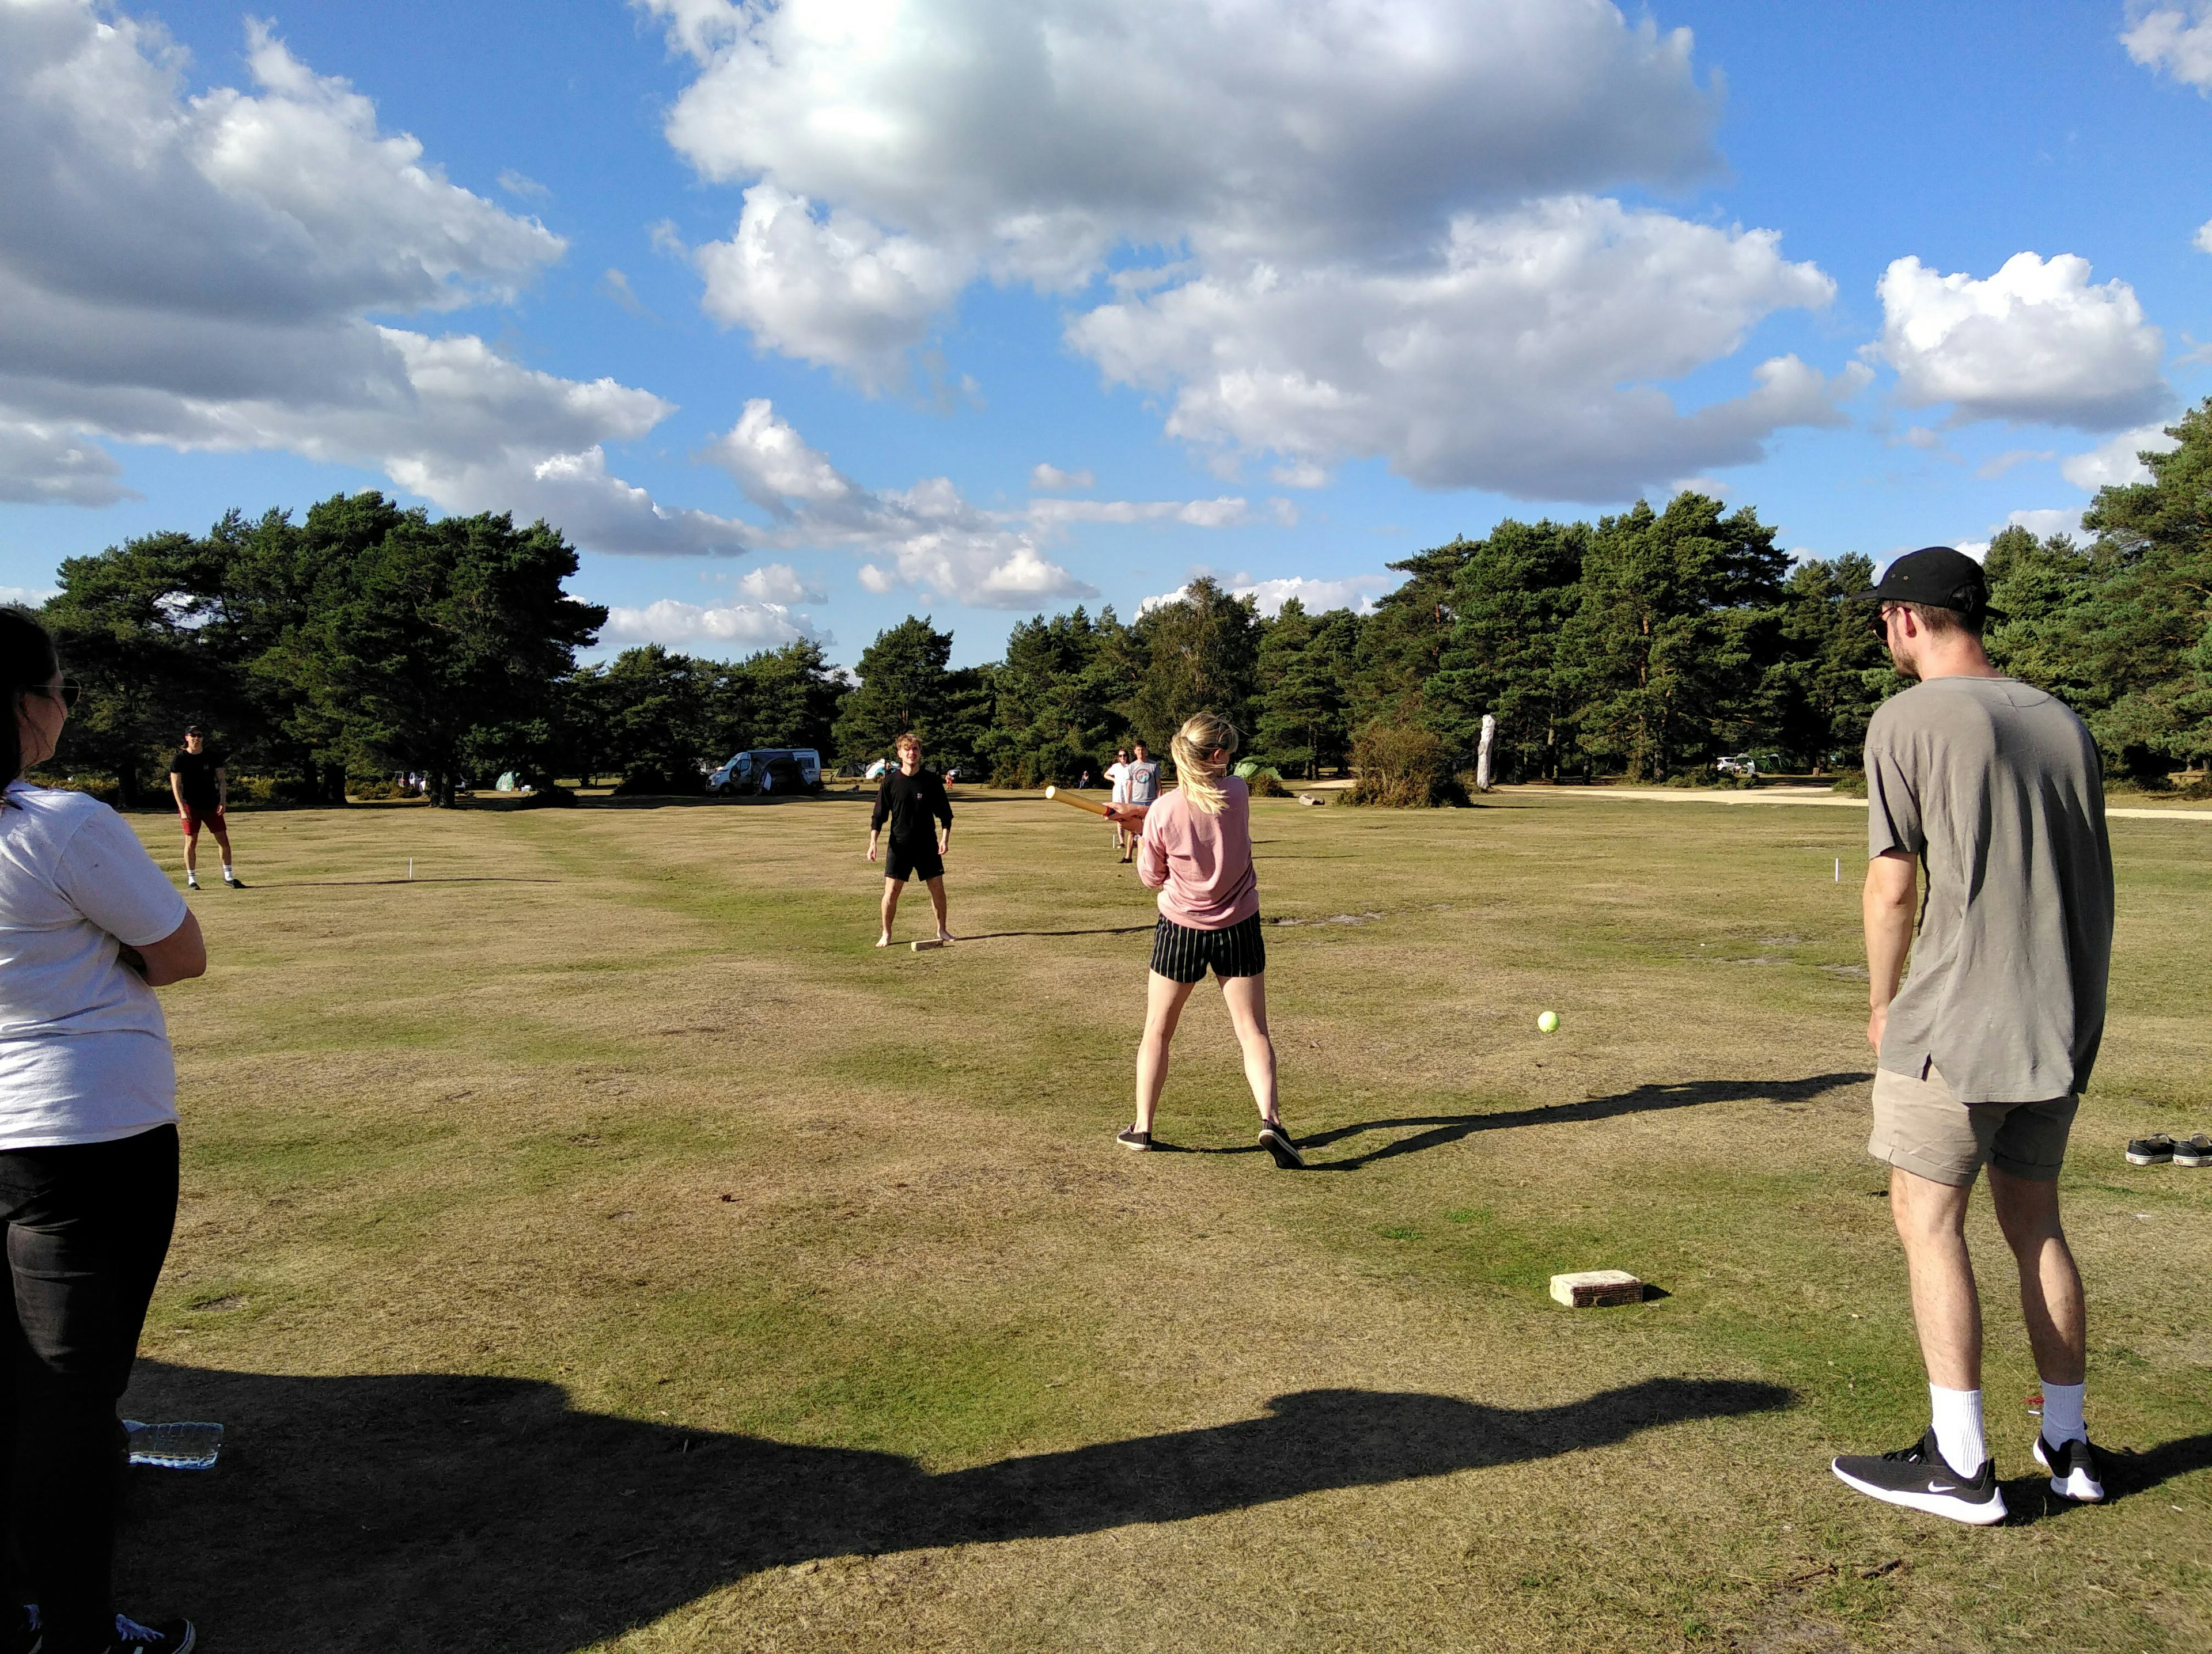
[{"x1": 1868, "y1": 1065, "x2": 2077, "y2": 1188}]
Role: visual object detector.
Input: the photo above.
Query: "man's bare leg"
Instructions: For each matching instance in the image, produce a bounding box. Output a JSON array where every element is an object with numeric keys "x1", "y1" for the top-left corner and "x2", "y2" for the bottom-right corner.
[
  {"x1": 1891, "y1": 1166, "x2": 1983, "y2": 1390},
  {"x1": 878, "y1": 877, "x2": 904, "y2": 946},
  {"x1": 1133, "y1": 972, "x2": 1197, "y2": 1134},
  {"x1": 924, "y1": 874, "x2": 951, "y2": 941},
  {"x1": 181, "y1": 826, "x2": 199, "y2": 881},
  {"x1": 1990, "y1": 1167, "x2": 2086, "y2": 1384}
]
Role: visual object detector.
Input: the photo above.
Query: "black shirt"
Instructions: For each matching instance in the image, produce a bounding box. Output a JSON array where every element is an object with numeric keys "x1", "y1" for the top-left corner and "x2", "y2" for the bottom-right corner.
[
  {"x1": 870, "y1": 767, "x2": 953, "y2": 844},
  {"x1": 169, "y1": 749, "x2": 224, "y2": 809}
]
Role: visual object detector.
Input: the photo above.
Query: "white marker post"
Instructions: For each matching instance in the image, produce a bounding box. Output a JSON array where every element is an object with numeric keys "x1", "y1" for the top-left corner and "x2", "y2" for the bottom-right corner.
[
  {"x1": 1834, "y1": 857, "x2": 1840, "y2": 883},
  {"x1": 408, "y1": 858, "x2": 415, "y2": 880}
]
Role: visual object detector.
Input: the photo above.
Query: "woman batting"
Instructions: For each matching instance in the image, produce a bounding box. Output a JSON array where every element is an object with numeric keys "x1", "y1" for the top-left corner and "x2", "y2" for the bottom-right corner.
[{"x1": 1106, "y1": 712, "x2": 1300, "y2": 1167}]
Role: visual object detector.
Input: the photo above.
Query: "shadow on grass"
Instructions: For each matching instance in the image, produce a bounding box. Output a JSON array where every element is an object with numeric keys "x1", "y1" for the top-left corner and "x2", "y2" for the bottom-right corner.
[
  {"x1": 118, "y1": 1364, "x2": 1789, "y2": 1652},
  {"x1": 1298, "y1": 1072, "x2": 1873, "y2": 1171}
]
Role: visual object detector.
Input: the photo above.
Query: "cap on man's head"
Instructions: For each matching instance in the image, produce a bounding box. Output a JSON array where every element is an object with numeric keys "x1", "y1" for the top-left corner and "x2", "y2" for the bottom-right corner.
[
  {"x1": 184, "y1": 724, "x2": 205, "y2": 737},
  {"x1": 1853, "y1": 546, "x2": 1991, "y2": 619}
]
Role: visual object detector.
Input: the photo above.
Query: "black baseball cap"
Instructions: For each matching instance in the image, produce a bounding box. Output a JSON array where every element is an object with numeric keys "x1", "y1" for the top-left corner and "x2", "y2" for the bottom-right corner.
[{"x1": 1852, "y1": 546, "x2": 1993, "y2": 619}]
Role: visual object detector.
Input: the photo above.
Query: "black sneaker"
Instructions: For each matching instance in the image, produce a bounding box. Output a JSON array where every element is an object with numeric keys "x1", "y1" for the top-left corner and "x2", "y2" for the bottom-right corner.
[
  {"x1": 7, "y1": 1603, "x2": 40, "y2": 1654},
  {"x1": 2126, "y1": 1135, "x2": 2175, "y2": 1166},
  {"x1": 1258, "y1": 1118, "x2": 1305, "y2": 1169},
  {"x1": 108, "y1": 1617, "x2": 194, "y2": 1654},
  {"x1": 222, "y1": 873, "x2": 245, "y2": 889},
  {"x1": 1831, "y1": 1428, "x2": 2006, "y2": 1524},
  {"x1": 2032, "y1": 1433, "x2": 2106, "y2": 1503},
  {"x1": 1116, "y1": 1127, "x2": 1152, "y2": 1151},
  {"x1": 2175, "y1": 1135, "x2": 2212, "y2": 1169}
]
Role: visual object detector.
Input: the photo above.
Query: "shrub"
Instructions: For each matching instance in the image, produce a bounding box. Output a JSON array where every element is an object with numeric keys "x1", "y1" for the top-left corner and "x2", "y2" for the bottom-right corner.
[
  {"x1": 511, "y1": 783, "x2": 578, "y2": 809},
  {"x1": 1347, "y1": 724, "x2": 1468, "y2": 807},
  {"x1": 349, "y1": 777, "x2": 407, "y2": 801},
  {"x1": 1827, "y1": 769, "x2": 1868, "y2": 797},
  {"x1": 611, "y1": 769, "x2": 706, "y2": 796},
  {"x1": 1247, "y1": 771, "x2": 1291, "y2": 798}
]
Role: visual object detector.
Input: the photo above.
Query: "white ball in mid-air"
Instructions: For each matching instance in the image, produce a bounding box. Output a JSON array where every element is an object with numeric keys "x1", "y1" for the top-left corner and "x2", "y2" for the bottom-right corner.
[{"x1": 1536, "y1": 1011, "x2": 1560, "y2": 1034}]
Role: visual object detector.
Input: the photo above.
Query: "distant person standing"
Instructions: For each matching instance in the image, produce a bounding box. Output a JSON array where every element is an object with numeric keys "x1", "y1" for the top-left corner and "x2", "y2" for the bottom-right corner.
[
  {"x1": 1121, "y1": 739, "x2": 1161, "y2": 864},
  {"x1": 866, "y1": 732, "x2": 953, "y2": 948},
  {"x1": 1104, "y1": 746, "x2": 1132, "y2": 860},
  {"x1": 168, "y1": 728, "x2": 241, "y2": 891},
  {"x1": 0, "y1": 609, "x2": 208, "y2": 1654},
  {"x1": 1828, "y1": 547, "x2": 2115, "y2": 1525}
]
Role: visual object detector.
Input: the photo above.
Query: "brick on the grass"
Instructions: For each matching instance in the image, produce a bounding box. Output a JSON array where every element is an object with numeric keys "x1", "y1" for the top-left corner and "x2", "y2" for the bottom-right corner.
[{"x1": 1550, "y1": 1269, "x2": 1643, "y2": 1307}]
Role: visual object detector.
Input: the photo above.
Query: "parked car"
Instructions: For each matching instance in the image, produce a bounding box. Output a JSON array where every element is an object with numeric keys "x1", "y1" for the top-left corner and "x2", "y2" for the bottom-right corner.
[
  {"x1": 1714, "y1": 753, "x2": 1760, "y2": 777},
  {"x1": 709, "y1": 748, "x2": 823, "y2": 794}
]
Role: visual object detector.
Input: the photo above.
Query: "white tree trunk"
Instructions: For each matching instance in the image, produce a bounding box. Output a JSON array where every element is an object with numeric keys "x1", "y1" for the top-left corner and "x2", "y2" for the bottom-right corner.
[{"x1": 1475, "y1": 714, "x2": 1497, "y2": 792}]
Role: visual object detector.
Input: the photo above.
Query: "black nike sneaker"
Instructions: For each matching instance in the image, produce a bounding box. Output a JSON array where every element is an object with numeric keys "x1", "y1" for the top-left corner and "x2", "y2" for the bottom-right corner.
[
  {"x1": 1116, "y1": 1126, "x2": 1152, "y2": 1151},
  {"x1": 1831, "y1": 1428, "x2": 2007, "y2": 1524},
  {"x1": 107, "y1": 1615, "x2": 195, "y2": 1654},
  {"x1": 2032, "y1": 1433, "x2": 2107, "y2": 1503}
]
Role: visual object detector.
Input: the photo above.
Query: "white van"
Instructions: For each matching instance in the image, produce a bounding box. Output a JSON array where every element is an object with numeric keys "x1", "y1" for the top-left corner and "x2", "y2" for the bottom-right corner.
[{"x1": 710, "y1": 748, "x2": 823, "y2": 794}]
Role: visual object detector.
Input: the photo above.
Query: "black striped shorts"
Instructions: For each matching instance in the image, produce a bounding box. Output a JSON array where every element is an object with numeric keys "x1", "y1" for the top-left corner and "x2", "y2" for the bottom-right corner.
[{"x1": 1149, "y1": 911, "x2": 1267, "y2": 982}]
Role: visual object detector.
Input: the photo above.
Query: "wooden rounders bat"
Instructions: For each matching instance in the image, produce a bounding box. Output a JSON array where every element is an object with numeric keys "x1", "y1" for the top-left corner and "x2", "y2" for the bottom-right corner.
[{"x1": 1044, "y1": 786, "x2": 1147, "y2": 820}]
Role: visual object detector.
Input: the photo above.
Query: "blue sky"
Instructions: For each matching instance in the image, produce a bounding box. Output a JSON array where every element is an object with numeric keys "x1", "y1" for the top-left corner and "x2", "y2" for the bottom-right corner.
[{"x1": 4, "y1": 0, "x2": 2210, "y2": 667}]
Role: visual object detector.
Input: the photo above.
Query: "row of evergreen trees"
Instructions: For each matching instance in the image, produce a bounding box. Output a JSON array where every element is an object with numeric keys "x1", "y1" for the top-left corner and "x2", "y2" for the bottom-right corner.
[{"x1": 33, "y1": 404, "x2": 2212, "y2": 801}]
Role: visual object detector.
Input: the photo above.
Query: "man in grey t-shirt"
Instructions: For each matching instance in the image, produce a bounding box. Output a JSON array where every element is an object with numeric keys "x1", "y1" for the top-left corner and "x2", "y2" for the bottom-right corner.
[{"x1": 1828, "y1": 547, "x2": 2115, "y2": 1526}]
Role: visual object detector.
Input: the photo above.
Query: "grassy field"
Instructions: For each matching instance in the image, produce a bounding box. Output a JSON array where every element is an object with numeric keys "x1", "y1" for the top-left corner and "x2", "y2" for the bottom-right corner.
[{"x1": 111, "y1": 787, "x2": 2211, "y2": 1652}]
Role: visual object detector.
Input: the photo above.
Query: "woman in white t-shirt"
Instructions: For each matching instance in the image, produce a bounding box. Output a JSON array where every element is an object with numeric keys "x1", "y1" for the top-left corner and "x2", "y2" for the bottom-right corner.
[{"x1": 0, "y1": 610, "x2": 205, "y2": 1654}]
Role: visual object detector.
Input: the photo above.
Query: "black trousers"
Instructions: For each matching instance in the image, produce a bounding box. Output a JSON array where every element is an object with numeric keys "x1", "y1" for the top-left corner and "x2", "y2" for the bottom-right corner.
[{"x1": 0, "y1": 1124, "x2": 177, "y2": 1652}]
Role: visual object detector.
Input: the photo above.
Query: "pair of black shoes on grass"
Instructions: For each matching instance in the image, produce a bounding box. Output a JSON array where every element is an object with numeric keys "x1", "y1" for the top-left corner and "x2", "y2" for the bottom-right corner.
[
  {"x1": 1831, "y1": 1429, "x2": 2105, "y2": 1525},
  {"x1": 2126, "y1": 1133, "x2": 2210, "y2": 1167},
  {"x1": 1118, "y1": 1118, "x2": 1305, "y2": 1168}
]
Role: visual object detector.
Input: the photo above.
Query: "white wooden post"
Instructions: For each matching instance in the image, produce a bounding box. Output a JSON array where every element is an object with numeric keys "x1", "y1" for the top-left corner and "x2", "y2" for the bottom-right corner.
[{"x1": 1475, "y1": 713, "x2": 1497, "y2": 792}]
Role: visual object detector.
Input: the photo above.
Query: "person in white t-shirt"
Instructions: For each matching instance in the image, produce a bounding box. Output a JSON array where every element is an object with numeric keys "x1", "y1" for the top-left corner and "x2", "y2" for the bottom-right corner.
[
  {"x1": 0, "y1": 610, "x2": 206, "y2": 1654},
  {"x1": 1104, "y1": 746, "x2": 1132, "y2": 860}
]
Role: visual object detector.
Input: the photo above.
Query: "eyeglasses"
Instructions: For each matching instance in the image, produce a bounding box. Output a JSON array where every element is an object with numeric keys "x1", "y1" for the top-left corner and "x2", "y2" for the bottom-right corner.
[{"x1": 25, "y1": 680, "x2": 79, "y2": 710}]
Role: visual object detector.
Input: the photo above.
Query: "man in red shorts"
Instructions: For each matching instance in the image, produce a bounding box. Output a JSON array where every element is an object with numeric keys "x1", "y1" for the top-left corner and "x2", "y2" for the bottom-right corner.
[{"x1": 169, "y1": 727, "x2": 243, "y2": 890}]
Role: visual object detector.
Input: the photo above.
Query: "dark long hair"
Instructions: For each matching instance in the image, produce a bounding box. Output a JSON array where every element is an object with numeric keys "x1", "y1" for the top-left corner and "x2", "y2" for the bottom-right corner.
[{"x1": 0, "y1": 608, "x2": 60, "y2": 792}]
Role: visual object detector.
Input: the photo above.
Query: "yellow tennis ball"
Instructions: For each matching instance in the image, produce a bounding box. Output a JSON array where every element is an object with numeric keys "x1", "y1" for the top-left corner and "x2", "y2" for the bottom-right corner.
[{"x1": 1537, "y1": 1011, "x2": 1560, "y2": 1034}]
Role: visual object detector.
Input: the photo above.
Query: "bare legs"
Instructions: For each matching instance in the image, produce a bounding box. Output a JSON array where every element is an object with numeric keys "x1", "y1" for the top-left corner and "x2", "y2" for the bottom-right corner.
[
  {"x1": 1131, "y1": 970, "x2": 1279, "y2": 1135},
  {"x1": 181, "y1": 822, "x2": 230, "y2": 881},
  {"x1": 877, "y1": 875, "x2": 951, "y2": 946},
  {"x1": 1888, "y1": 1164, "x2": 2086, "y2": 1391}
]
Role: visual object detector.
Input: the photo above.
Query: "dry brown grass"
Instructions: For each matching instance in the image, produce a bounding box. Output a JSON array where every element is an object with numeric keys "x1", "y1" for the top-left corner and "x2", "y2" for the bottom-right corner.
[{"x1": 111, "y1": 788, "x2": 2210, "y2": 1652}]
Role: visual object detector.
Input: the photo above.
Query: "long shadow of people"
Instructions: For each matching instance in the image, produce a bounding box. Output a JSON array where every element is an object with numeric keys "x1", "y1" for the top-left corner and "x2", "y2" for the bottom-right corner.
[
  {"x1": 1298, "y1": 1073, "x2": 1873, "y2": 1170},
  {"x1": 118, "y1": 1363, "x2": 1789, "y2": 1652}
]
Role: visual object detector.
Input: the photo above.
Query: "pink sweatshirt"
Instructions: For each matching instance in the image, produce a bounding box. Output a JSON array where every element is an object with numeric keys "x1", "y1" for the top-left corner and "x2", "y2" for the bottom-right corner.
[{"x1": 1137, "y1": 776, "x2": 1259, "y2": 929}]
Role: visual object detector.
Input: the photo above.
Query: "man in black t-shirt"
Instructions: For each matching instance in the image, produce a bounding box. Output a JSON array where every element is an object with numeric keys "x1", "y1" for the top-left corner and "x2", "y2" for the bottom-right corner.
[
  {"x1": 865, "y1": 731, "x2": 953, "y2": 947},
  {"x1": 168, "y1": 726, "x2": 242, "y2": 891}
]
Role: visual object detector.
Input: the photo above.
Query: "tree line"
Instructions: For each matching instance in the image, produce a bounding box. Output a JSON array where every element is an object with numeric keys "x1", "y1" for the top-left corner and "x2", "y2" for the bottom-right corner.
[{"x1": 29, "y1": 401, "x2": 2212, "y2": 803}]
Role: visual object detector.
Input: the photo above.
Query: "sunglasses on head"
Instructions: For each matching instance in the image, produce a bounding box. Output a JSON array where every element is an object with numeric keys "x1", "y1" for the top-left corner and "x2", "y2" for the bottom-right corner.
[{"x1": 26, "y1": 680, "x2": 79, "y2": 710}]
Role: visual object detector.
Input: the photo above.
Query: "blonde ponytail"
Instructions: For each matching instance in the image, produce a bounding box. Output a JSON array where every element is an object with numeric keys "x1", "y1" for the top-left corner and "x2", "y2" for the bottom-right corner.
[{"x1": 1169, "y1": 711, "x2": 1240, "y2": 817}]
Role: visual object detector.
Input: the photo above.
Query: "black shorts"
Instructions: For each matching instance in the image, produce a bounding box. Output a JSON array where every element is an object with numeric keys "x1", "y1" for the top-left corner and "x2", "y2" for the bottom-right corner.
[
  {"x1": 884, "y1": 839, "x2": 944, "y2": 883},
  {"x1": 1150, "y1": 912, "x2": 1266, "y2": 982}
]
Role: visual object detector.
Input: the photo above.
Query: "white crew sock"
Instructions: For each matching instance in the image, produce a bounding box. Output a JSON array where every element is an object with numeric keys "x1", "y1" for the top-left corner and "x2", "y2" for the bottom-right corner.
[
  {"x1": 2040, "y1": 1380, "x2": 2086, "y2": 1446},
  {"x1": 222, "y1": 863, "x2": 234, "y2": 877},
  {"x1": 1930, "y1": 1384, "x2": 1987, "y2": 1474}
]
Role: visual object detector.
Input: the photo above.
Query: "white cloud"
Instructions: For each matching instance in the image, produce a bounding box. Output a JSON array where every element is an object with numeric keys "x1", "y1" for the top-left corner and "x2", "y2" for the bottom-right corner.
[
  {"x1": 599, "y1": 268, "x2": 656, "y2": 320},
  {"x1": 1022, "y1": 496, "x2": 1253, "y2": 530},
  {"x1": 738, "y1": 562, "x2": 825, "y2": 602},
  {"x1": 685, "y1": 183, "x2": 971, "y2": 389},
  {"x1": 643, "y1": 1, "x2": 1845, "y2": 498},
  {"x1": 700, "y1": 400, "x2": 1093, "y2": 607},
  {"x1": 1029, "y1": 462, "x2": 1094, "y2": 491},
  {"x1": 2123, "y1": 3, "x2": 2212, "y2": 89},
  {"x1": 1074, "y1": 200, "x2": 1858, "y2": 500},
  {"x1": 2005, "y1": 507, "x2": 2085, "y2": 543},
  {"x1": 1141, "y1": 571, "x2": 1391, "y2": 617},
  {"x1": 0, "y1": 585, "x2": 60, "y2": 608},
  {"x1": 498, "y1": 168, "x2": 552, "y2": 200},
  {"x1": 2059, "y1": 422, "x2": 2180, "y2": 490},
  {"x1": 600, "y1": 597, "x2": 819, "y2": 651},
  {"x1": 0, "y1": 2, "x2": 737, "y2": 554},
  {"x1": 1873, "y1": 253, "x2": 2169, "y2": 430},
  {"x1": 1975, "y1": 448, "x2": 2055, "y2": 479}
]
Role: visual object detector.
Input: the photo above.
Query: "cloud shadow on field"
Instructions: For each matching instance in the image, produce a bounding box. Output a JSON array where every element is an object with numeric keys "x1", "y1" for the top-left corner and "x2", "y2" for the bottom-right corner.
[
  {"x1": 1300, "y1": 1072, "x2": 1872, "y2": 1170},
  {"x1": 117, "y1": 1364, "x2": 1790, "y2": 1652}
]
